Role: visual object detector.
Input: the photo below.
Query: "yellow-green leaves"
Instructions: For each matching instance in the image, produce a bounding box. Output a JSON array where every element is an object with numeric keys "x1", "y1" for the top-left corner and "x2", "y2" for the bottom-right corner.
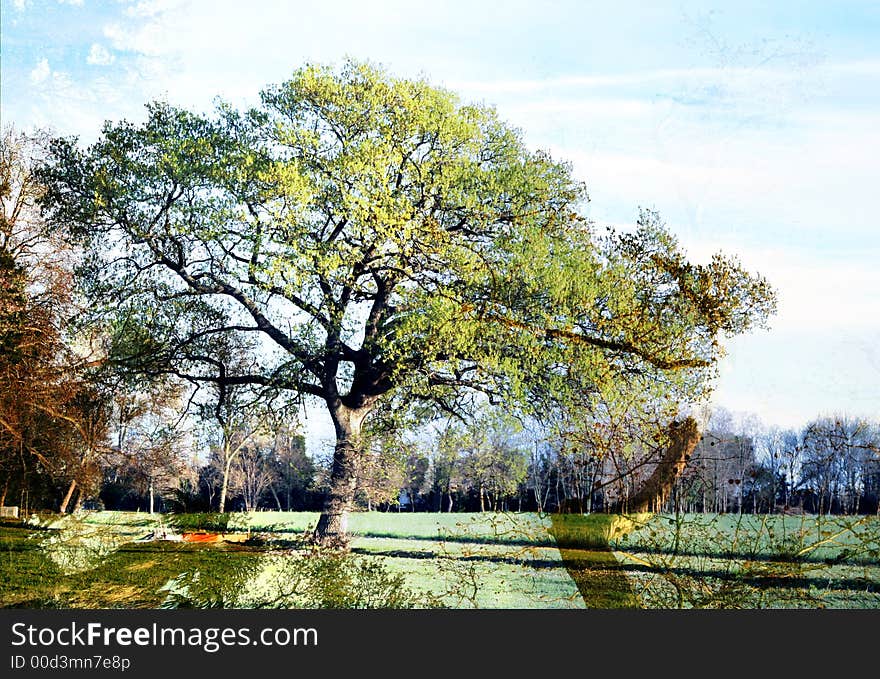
[{"x1": 41, "y1": 59, "x2": 775, "y2": 431}]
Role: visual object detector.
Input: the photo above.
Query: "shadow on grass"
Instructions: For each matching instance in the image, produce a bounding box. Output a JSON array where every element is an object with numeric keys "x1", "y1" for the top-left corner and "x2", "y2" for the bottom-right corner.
[
  {"x1": 349, "y1": 546, "x2": 565, "y2": 570},
  {"x1": 612, "y1": 543, "x2": 880, "y2": 567},
  {"x1": 359, "y1": 531, "x2": 555, "y2": 547},
  {"x1": 614, "y1": 560, "x2": 878, "y2": 593},
  {"x1": 254, "y1": 524, "x2": 557, "y2": 548},
  {"x1": 347, "y1": 542, "x2": 877, "y2": 596}
]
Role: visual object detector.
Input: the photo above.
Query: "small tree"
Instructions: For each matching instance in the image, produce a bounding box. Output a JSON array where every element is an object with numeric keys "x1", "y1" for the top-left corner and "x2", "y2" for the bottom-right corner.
[
  {"x1": 357, "y1": 432, "x2": 409, "y2": 512},
  {"x1": 268, "y1": 425, "x2": 312, "y2": 511},
  {"x1": 400, "y1": 447, "x2": 431, "y2": 511},
  {"x1": 432, "y1": 424, "x2": 468, "y2": 512},
  {"x1": 105, "y1": 378, "x2": 189, "y2": 513},
  {"x1": 449, "y1": 409, "x2": 528, "y2": 512},
  {"x1": 200, "y1": 383, "x2": 279, "y2": 513},
  {"x1": 229, "y1": 439, "x2": 277, "y2": 512}
]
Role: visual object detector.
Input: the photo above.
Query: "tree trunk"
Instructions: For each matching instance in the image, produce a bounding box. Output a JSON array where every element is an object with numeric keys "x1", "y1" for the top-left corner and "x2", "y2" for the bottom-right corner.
[
  {"x1": 148, "y1": 479, "x2": 155, "y2": 514},
  {"x1": 609, "y1": 418, "x2": 701, "y2": 514},
  {"x1": 218, "y1": 455, "x2": 233, "y2": 514},
  {"x1": 59, "y1": 479, "x2": 77, "y2": 514},
  {"x1": 269, "y1": 483, "x2": 282, "y2": 511},
  {"x1": 314, "y1": 403, "x2": 368, "y2": 547}
]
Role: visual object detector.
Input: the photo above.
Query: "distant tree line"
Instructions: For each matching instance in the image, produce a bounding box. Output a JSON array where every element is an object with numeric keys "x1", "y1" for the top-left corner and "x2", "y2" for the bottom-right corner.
[
  {"x1": 135, "y1": 406, "x2": 877, "y2": 517},
  {"x1": 395, "y1": 408, "x2": 880, "y2": 516}
]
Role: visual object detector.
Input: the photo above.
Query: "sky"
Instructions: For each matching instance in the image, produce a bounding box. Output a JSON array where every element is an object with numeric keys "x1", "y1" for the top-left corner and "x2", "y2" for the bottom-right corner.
[{"x1": 2, "y1": 0, "x2": 878, "y2": 451}]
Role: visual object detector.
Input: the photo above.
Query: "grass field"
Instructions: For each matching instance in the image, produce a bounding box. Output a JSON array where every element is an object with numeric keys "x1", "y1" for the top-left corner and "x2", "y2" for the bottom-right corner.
[{"x1": 0, "y1": 511, "x2": 877, "y2": 609}]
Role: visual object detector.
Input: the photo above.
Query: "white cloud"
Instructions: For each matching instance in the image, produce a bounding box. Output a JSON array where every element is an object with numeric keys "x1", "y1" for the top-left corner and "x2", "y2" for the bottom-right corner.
[
  {"x1": 29, "y1": 58, "x2": 51, "y2": 84},
  {"x1": 504, "y1": 98, "x2": 654, "y2": 118},
  {"x1": 125, "y1": 0, "x2": 187, "y2": 18},
  {"x1": 87, "y1": 43, "x2": 115, "y2": 66},
  {"x1": 103, "y1": 21, "x2": 170, "y2": 57},
  {"x1": 13, "y1": 0, "x2": 27, "y2": 11},
  {"x1": 18, "y1": 57, "x2": 135, "y2": 143},
  {"x1": 57, "y1": 0, "x2": 85, "y2": 6},
  {"x1": 826, "y1": 59, "x2": 880, "y2": 75},
  {"x1": 451, "y1": 67, "x2": 746, "y2": 95},
  {"x1": 448, "y1": 60, "x2": 830, "y2": 98}
]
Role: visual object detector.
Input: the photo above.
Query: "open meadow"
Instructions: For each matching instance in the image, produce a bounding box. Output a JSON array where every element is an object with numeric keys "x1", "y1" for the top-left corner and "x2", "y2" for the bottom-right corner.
[{"x1": 1, "y1": 511, "x2": 877, "y2": 609}]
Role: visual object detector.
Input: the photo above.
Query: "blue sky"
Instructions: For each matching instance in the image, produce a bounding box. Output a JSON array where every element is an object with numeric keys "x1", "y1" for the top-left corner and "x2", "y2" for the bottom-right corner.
[{"x1": 2, "y1": 0, "x2": 878, "y2": 447}]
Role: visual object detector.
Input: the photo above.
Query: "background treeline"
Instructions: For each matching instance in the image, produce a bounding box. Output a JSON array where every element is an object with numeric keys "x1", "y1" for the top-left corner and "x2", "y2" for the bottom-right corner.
[
  {"x1": 2, "y1": 128, "x2": 878, "y2": 517},
  {"x1": 3, "y1": 373, "x2": 878, "y2": 516},
  {"x1": 526, "y1": 411, "x2": 880, "y2": 516}
]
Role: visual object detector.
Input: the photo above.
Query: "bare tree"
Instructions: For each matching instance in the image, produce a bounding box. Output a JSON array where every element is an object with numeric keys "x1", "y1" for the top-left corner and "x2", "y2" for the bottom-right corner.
[
  {"x1": 229, "y1": 439, "x2": 277, "y2": 512},
  {"x1": 200, "y1": 382, "x2": 279, "y2": 513},
  {"x1": 800, "y1": 416, "x2": 879, "y2": 514},
  {"x1": 106, "y1": 380, "x2": 190, "y2": 513}
]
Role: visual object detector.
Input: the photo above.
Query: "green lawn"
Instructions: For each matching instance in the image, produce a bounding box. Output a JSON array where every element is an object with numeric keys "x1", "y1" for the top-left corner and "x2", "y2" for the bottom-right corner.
[
  {"x1": 1, "y1": 511, "x2": 877, "y2": 609},
  {"x1": 608, "y1": 513, "x2": 880, "y2": 608}
]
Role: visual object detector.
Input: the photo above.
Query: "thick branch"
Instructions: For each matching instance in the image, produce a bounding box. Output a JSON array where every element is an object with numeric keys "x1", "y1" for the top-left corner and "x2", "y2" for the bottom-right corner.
[{"x1": 478, "y1": 310, "x2": 712, "y2": 370}]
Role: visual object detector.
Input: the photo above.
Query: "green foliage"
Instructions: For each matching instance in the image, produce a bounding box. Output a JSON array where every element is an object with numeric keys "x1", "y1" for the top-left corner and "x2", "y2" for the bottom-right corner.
[
  {"x1": 39, "y1": 58, "x2": 775, "y2": 430},
  {"x1": 442, "y1": 408, "x2": 529, "y2": 507}
]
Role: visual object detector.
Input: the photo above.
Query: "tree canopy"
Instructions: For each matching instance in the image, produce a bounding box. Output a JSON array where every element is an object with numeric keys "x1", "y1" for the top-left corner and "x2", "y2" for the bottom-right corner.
[{"x1": 40, "y1": 60, "x2": 776, "y2": 541}]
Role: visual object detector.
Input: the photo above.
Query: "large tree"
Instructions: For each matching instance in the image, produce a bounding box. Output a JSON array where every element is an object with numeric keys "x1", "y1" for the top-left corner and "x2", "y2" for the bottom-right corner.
[{"x1": 40, "y1": 61, "x2": 775, "y2": 543}]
